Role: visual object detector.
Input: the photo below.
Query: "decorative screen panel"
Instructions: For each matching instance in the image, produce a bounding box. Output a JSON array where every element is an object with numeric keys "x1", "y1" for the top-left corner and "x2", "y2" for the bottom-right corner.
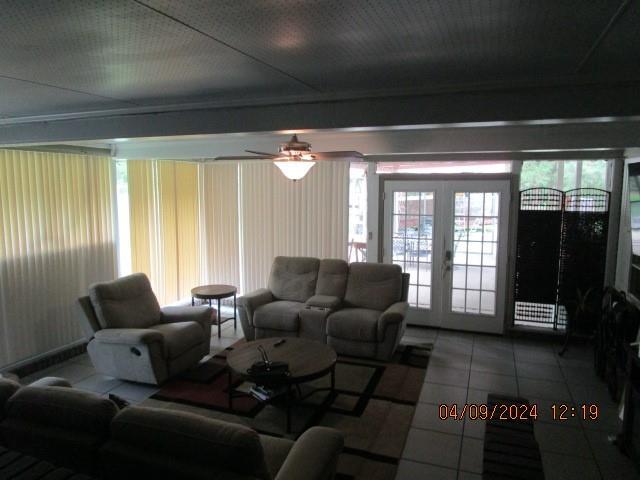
[{"x1": 514, "y1": 188, "x2": 610, "y2": 330}]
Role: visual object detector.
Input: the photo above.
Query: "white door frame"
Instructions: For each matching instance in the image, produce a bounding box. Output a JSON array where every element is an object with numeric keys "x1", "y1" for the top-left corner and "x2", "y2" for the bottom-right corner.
[{"x1": 382, "y1": 176, "x2": 511, "y2": 334}]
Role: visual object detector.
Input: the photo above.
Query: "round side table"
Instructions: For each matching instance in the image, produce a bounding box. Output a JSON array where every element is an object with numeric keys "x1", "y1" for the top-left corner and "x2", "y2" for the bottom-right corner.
[
  {"x1": 191, "y1": 284, "x2": 237, "y2": 338},
  {"x1": 227, "y1": 338, "x2": 337, "y2": 433}
]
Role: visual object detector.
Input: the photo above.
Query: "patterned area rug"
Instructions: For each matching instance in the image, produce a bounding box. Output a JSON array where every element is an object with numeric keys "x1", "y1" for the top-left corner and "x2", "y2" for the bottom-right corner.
[{"x1": 143, "y1": 339, "x2": 432, "y2": 480}]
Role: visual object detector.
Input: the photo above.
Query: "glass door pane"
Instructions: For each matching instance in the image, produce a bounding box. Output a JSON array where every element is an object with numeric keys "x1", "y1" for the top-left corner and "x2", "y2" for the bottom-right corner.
[
  {"x1": 451, "y1": 191, "x2": 500, "y2": 315},
  {"x1": 392, "y1": 191, "x2": 433, "y2": 309}
]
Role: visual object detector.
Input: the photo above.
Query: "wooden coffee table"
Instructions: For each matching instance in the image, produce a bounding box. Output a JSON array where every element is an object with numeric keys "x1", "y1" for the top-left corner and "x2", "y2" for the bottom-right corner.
[
  {"x1": 226, "y1": 338, "x2": 337, "y2": 433},
  {"x1": 191, "y1": 284, "x2": 237, "y2": 338}
]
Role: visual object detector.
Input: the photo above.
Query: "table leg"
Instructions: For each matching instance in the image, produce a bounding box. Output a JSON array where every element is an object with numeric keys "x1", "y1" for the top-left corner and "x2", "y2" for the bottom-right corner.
[
  {"x1": 233, "y1": 293, "x2": 237, "y2": 330},
  {"x1": 191, "y1": 296, "x2": 194, "y2": 307},
  {"x1": 217, "y1": 298, "x2": 222, "y2": 338},
  {"x1": 286, "y1": 384, "x2": 292, "y2": 434},
  {"x1": 331, "y1": 365, "x2": 336, "y2": 392},
  {"x1": 228, "y1": 369, "x2": 233, "y2": 410}
]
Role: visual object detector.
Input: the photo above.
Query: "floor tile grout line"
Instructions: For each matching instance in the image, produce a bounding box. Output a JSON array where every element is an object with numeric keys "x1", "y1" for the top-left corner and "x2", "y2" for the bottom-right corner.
[
  {"x1": 399, "y1": 457, "x2": 459, "y2": 474},
  {"x1": 455, "y1": 334, "x2": 475, "y2": 476},
  {"x1": 512, "y1": 336, "x2": 521, "y2": 398},
  {"x1": 560, "y1": 353, "x2": 606, "y2": 479},
  {"x1": 409, "y1": 424, "x2": 464, "y2": 436},
  {"x1": 539, "y1": 346, "x2": 607, "y2": 479}
]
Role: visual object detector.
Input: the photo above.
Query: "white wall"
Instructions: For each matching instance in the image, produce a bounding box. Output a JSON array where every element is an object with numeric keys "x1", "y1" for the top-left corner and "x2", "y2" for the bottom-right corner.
[{"x1": 365, "y1": 162, "x2": 380, "y2": 262}]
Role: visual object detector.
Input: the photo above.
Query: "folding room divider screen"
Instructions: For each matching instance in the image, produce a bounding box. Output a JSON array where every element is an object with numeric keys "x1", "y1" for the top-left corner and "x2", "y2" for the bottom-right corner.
[{"x1": 514, "y1": 187, "x2": 610, "y2": 330}]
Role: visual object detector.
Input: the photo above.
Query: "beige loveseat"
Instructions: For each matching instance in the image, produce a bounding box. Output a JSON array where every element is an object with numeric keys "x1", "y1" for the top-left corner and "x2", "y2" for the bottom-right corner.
[
  {"x1": 238, "y1": 257, "x2": 410, "y2": 361},
  {"x1": 0, "y1": 377, "x2": 343, "y2": 480},
  {"x1": 79, "y1": 273, "x2": 213, "y2": 385}
]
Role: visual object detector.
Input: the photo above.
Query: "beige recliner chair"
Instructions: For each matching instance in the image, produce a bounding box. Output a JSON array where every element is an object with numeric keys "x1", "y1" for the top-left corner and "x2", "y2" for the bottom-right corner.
[{"x1": 78, "y1": 273, "x2": 213, "y2": 385}]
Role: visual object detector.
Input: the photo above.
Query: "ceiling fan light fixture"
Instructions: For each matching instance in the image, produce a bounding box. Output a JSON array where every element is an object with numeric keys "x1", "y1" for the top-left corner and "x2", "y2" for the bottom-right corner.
[{"x1": 274, "y1": 159, "x2": 316, "y2": 181}]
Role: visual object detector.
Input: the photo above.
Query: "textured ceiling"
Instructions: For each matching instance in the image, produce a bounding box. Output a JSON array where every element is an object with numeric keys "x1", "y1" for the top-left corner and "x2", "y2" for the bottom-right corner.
[{"x1": 0, "y1": 0, "x2": 638, "y2": 120}]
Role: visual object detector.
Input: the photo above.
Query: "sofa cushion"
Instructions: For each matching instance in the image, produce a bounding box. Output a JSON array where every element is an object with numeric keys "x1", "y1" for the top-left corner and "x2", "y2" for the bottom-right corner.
[
  {"x1": 149, "y1": 321, "x2": 204, "y2": 359},
  {"x1": 254, "y1": 301, "x2": 304, "y2": 332},
  {"x1": 306, "y1": 295, "x2": 341, "y2": 309},
  {"x1": 344, "y1": 263, "x2": 403, "y2": 311},
  {"x1": 89, "y1": 273, "x2": 161, "y2": 329},
  {"x1": 106, "y1": 406, "x2": 270, "y2": 479},
  {"x1": 268, "y1": 256, "x2": 320, "y2": 303},
  {"x1": 315, "y1": 259, "x2": 349, "y2": 297},
  {"x1": 260, "y1": 434, "x2": 294, "y2": 479},
  {"x1": 0, "y1": 378, "x2": 20, "y2": 419},
  {"x1": 1, "y1": 386, "x2": 118, "y2": 472},
  {"x1": 327, "y1": 308, "x2": 381, "y2": 342},
  {"x1": 4, "y1": 386, "x2": 118, "y2": 435}
]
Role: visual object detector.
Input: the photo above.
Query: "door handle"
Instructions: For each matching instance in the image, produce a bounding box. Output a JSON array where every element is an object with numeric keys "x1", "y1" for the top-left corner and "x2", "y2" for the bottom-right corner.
[{"x1": 442, "y1": 243, "x2": 452, "y2": 278}]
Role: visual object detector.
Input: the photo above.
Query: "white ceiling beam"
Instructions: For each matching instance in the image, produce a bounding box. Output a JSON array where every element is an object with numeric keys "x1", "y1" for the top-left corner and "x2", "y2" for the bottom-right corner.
[
  {"x1": 0, "y1": 82, "x2": 639, "y2": 146},
  {"x1": 108, "y1": 119, "x2": 640, "y2": 159}
]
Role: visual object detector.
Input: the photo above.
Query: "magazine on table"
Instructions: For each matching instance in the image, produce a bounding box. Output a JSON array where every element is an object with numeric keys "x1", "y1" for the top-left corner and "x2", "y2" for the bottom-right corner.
[{"x1": 249, "y1": 384, "x2": 287, "y2": 401}]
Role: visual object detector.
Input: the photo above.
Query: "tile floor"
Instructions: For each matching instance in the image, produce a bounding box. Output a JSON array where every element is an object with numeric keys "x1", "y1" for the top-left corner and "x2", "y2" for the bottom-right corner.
[
  {"x1": 19, "y1": 320, "x2": 638, "y2": 480},
  {"x1": 398, "y1": 328, "x2": 638, "y2": 480}
]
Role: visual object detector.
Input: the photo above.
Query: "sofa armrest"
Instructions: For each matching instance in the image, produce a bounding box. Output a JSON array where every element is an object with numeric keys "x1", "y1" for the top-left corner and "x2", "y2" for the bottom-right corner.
[
  {"x1": 237, "y1": 288, "x2": 274, "y2": 341},
  {"x1": 28, "y1": 377, "x2": 72, "y2": 388},
  {"x1": 377, "y1": 301, "x2": 409, "y2": 341},
  {"x1": 238, "y1": 288, "x2": 273, "y2": 313},
  {"x1": 305, "y1": 295, "x2": 341, "y2": 310},
  {"x1": 160, "y1": 305, "x2": 213, "y2": 328},
  {"x1": 94, "y1": 328, "x2": 163, "y2": 346},
  {"x1": 275, "y1": 427, "x2": 343, "y2": 480}
]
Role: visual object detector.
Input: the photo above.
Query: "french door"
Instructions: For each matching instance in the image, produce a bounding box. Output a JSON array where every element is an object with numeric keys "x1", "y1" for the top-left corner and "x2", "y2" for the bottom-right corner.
[{"x1": 382, "y1": 179, "x2": 510, "y2": 334}]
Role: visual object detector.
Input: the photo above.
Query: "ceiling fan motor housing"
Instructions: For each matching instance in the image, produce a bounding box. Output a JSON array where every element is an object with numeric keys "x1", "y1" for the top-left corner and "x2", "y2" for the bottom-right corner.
[{"x1": 279, "y1": 134, "x2": 312, "y2": 156}]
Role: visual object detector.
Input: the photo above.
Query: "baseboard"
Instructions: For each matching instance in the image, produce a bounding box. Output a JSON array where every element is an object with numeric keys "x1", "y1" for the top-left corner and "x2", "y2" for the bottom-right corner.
[{"x1": 1, "y1": 340, "x2": 88, "y2": 380}]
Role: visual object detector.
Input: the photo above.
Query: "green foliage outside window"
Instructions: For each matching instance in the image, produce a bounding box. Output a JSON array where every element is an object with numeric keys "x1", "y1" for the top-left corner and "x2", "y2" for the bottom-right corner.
[
  {"x1": 520, "y1": 161, "x2": 559, "y2": 190},
  {"x1": 520, "y1": 160, "x2": 607, "y2": 191},
  {"x1": 580, "y1": 160, "x2": 607, "y2": 189}
]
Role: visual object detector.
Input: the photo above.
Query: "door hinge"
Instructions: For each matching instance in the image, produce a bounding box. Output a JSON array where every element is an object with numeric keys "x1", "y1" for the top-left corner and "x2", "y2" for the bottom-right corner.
[{"x1": 382, "y1": 192, "x2": 386, "y2": 201}]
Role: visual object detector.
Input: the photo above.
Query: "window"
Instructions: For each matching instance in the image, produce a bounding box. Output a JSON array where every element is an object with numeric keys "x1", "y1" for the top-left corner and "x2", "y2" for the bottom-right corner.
[
  {"x1": 348, "y1": 163, "x2": 368, "y2": 262},
  {"x1": 376, "y1": 160, "x2": 511, "y2": 175},
  {"x1": 115, "y1": 160, "x2": 131, "y2": 277},
  {"x1": 520, "y1": 160, "x2": 610, "y2": 191},
  {"x1": 582, "y1": 160, "x2": 610, "y2": 189}
]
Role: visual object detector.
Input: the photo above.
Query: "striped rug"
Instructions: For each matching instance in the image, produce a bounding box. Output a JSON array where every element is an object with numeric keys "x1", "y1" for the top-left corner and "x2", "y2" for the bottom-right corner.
[{"x1": 143, "y1": 340, "x2": 432, "y2": 480}]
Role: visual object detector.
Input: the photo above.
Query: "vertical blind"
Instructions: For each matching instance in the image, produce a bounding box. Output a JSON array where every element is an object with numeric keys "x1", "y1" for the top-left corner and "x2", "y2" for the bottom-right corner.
[
  {"x1": 0, "y1": 149, "x2": 116, "y2": 367},
  {"x1": 86, "y1": 158, "x2": 346, "y2": 305},
  {"x1": 239, "y1": 161, "x2": 349, "y2": 293},
  {"x1": 0, "y1": 152, "x2": 349, "y2": 367},
  {"x1": 200, "y1": 163, "x2": 241, "y2": 288},
  {"x1": 128, "y1": 160, "x2": 200, "y2": 305}
]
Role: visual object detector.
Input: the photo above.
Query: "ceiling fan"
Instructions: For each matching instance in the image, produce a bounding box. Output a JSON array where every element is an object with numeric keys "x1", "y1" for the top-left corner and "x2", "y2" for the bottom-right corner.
[{"x1": 213, "y1": 134, "x2": 364, "y2": 180}]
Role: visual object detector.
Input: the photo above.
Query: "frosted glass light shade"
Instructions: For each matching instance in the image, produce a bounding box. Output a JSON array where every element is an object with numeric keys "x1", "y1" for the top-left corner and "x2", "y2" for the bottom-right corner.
[{"x1": 274, "y1": 160, "x2": 315, "y2": 180}]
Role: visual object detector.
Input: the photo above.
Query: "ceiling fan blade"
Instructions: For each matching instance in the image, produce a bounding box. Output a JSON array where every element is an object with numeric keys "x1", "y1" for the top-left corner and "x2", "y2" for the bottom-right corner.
[
  {"x1": 312, "y1": 151, "x2": 364, "y2": 160},
  {"x1": 213, "y1": 155, "x2": 274, "y2": 161},
  {"x1": 245, "y1": 150, "x2": 278, "y2": 157}
]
